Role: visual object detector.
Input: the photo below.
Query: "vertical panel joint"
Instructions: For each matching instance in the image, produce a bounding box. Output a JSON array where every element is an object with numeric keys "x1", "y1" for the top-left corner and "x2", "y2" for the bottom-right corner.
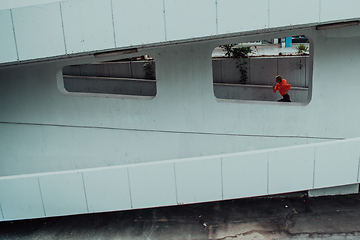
[
  {"x1": 267, "y1": 152, "x2": 270, "y2": 194},
  {"x1": 110, "y1": 0, "x2": 117, "y2": 47},
  {"x1": 37, "y1": 177, "x2": 47, "y2": 217},
  {"x1": 59, "y1": 2, "x2": 68, "y2": 54},
  {"x1": 9, "y1": 9, "x2": 20, "y2": 61},
  {"x1": 81, "y1": 173, "x2": 89, "y2": 213},
  {"x1": 127, "y1": 168, "x2": 133, "y2": 209},
  {"x1": 173, "y1": 163, "x2": 179, "y2": 204},
  {"x1": 162, "y1": 0, "x2": 167, "y2": 41}
]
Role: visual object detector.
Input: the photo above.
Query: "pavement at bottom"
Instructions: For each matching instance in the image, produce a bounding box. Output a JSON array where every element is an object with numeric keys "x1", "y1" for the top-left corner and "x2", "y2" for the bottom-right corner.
[{"x1": 1, "y1": 192, "x2": 360, "y2": 240}]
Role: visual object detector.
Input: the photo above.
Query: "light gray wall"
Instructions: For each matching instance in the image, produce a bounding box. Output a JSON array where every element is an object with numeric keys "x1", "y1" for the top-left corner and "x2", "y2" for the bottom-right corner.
[
  {"x1": 0, "y1": 137, "x2": 359, "y2": 221},
  {"x1": 63, "y1": 61, "x2": 155, "y2": 80},
  {"x1": 64, "y1": 56, "x2": 309, "y2": 87},
  {"x1": 63, "y1": 57, "x2": 309, "y2": 102},
  {"x1": 213, "y1": 57, "x2": 309, "y2": 87},
  {"x1": 1, "y1": 26, "x2": 360, "y2": 178},
  {"x1": 1, "y1": 0, "x2": 360, "y2": 65},
  {"x1": 63, "y1": 76, "x2": 156, "y2": 97},
  {"x1": 214, "y1": 84, "x2": 308, "y2": 102},
  {"x1": 1, "y1": 14, "x2": 360, "y2": 222}
]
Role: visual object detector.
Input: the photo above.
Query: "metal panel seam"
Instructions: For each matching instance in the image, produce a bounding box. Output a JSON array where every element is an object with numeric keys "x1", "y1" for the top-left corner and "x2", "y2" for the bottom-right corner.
[
  {"x1": 9, "y1": 9, "x2": 19, "y2": 61},
  {"x1": 81, "y1": 173, "x2": 89, "y2": 213},
  {"x1": 267, "y1": 152, "x2": 269, "y2": 194},
  {"x1": 0, "y1": 121, "x2": 345, "y2": 141},
  {"x1": 162, "y1": 0, "x2": 167, "y2": 41},
  {"x1": 59, "y1": 2, "x2": 67, "y2": 54},
  {"x1": 0, "y1": 202, "x2": 4, "y2": 220},
  {"x1": 129, "y1": 62, "x2": 133, "y2": 78},
  {"x1": 110, "y1": 0, "x2": 116, "y2": 47},
  {"x1": 173, "y1": 163, "x2": 178, "y2": 204},
  {"x1": 215, "y1": 0, "x2": 218, "y2": 35},
  {"x1": 37, "y1": 177, "x2": 47, "y2": 217},
  {"x1": 127, "y1": 168, "x2": 133, "y2": 209},
  {"x1": 357, "y1": 146, "x2": 360, "y2": 183},
  {"x1": 319, "y1": 0, "x2": 322, "y2": 22},
  {"x1": 221, "y1": 157, "x2": 223, "y2": 200},
  {"x1": 312, "y1": 147, "x2": 316, "y2": 188},
  {"x1": 268, "y1": 0, "x2": 270, "y2": 28},
  {"x1": 305, "y1": 57, "x2": 307, "y2": 87}
]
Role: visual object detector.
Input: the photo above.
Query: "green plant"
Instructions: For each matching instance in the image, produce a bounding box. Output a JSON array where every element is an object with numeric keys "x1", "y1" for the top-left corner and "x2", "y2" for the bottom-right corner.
[
  {"x1": 236, "y1": 60, "x2": 248, "y2": 83},
  {"x1": 298, "y1": 59, "x2": 303, "y2": 69},
  {"x1": 143, "y1": 60, "x2": 155, "y2": 80},
  {"x1": 233, "y1": 47, "x2": 252, "y2": 84},
  {"x1": 296, "y1": 43, "x2": 309, "y2": 54},
  {"x1": 219, "y1": 45, "x2": 252, "y2": 84},
  {"x1": 232, "y1": 46, "x2": 253, "y2": 59},
  {"x1": 220, "y1": 44, "x2": 235, "y2": 58}
]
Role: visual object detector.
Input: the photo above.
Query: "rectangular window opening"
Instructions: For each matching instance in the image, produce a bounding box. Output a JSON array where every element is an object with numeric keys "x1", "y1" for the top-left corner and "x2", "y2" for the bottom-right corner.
[
  {"x1": 212, "y1": 36, "x2": 311, "y2": 103},
  {"x1": 62, "y1": 55, "x2": 156, "y2": 98}
]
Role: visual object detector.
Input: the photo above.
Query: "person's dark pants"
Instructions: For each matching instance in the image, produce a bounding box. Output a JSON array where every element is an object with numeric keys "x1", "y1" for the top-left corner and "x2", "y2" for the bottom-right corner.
[{"x1": 278, "y1": 94, "x2": 291, "y2": 102}]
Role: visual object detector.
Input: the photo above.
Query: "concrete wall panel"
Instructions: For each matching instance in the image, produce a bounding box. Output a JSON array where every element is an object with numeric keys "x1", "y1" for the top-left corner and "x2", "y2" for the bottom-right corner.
[
  {"x1": 218, "y1": 0, "x2": 269, "y2": 34},
  {"x1": 83, "y1": 168, "x2": 131, "y2": 213},
  {"x1": 39, "y1": 172, "x2": 88, "y2": 217},
  {"x1": 62, "y1": 64, "x2": 81, "y2": 76},
  {"x1": 11, "y1": 3, "x2": 65, "y2": 60},
  {"x1": 112, "y1": 0, "x2": 165, "y2": 47},
  {"x1": 212, "y1": 59, "x2": 222, "y2": 83},
  {"x1": 320, "y1": 0, "x2": 360, "y2": 22},
  {"x1": 305, "y1": 56, "x2": 310, "y2": 88},
  {"x1": 222, "y1": 152, "x2": 268, "y2": 199},
  {"x1": 130, "y1": 61, "x2": 147, "y2": 79},
  {"x1": 0, "y1": 203, "x2": 3, "y2": 221},
  {"x1": 0, "y1": 177, "x2": 45, "y2": 220},
  {"x1": 61, "y1": 0, "x2": 115, "y2": 54},
  {"x1": 79, "y1": 64, "x2": 110, "y2": 77},
  {"x1": 175, "y1": 158, "x2": 222, "y2": 204},
  {"x1": 164, "y1": 0, "x2": 216, "y2": 41},
  {"x1": 63, "y1": 76, "x2": 156, "y2": 96},
  {"x1": 0, "y1": 0, "x2": 76, "y2": 11},
  {"x1": 268, "y1": 146, "x2": 315, "y2": 194},
  {"x1": 214, "y1": 84, "x2": 308, "y2": 102},
  {"x1": 249, "y1": 58, "x2": 277, "y2": 86},
  {"x1": 314, "y1": 141, "x2": 360, "y2": 188},
  {"x1": 277, "y1": 57, "x2": 306, "y2": 87},
  {"x1": 128, "y1": 163, "x2": 177, "y2": 209},
  {"x1": 108, "y1": 62, "x2": 131, "y2": 78},
  {"x1": 270, "y1": 0, "x2": 320, "y2": 27},
  {"x1": 0, "y1": 10, "x2": 18, "y2": 63},
  {"x1": 221, "y1": 58, "x2": 242, "y2": 84}
]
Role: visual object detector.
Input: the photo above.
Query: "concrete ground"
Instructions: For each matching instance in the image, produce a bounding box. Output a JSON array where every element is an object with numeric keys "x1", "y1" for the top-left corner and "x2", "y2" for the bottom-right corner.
[{"x1": 2, "y1": 192, "x2": 360, "y2": 239}]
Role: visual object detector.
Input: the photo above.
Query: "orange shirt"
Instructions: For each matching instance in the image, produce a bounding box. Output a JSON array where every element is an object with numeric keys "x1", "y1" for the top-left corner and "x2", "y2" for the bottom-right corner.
[{"x1": 273, "y1": 79, "x2": 291, "y2": 96}]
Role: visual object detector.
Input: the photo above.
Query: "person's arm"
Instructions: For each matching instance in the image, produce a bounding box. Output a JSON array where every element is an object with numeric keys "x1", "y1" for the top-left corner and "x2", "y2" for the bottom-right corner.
[
  {"x1": 284, "y1": 83, "x2": 291, "y2": 94},
  {"x1": 272, "y1": 83, "x2": 278, "y2": 92}
]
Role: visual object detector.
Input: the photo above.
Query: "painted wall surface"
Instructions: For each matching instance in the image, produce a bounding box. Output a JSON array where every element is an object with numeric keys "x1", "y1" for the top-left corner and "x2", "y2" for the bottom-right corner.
[
  {"x1": 0, "y1": 0, "x2": 74, "y2": 10},
  {"x1": 0, "y1": 1, "x2": 360, "y2": 221},
  {"x1": 0, "y1": 0, "x2": 359, "y2": 64},
  {"x1": 63, "y1": 56, "x2": 310, "y2": 87},
  {"x1": 1, "y1": 26, "x2": 360, "y2": 177},
  {"x1": 0, "y1": 138, "x2": 359, "y2": 221},
  {"x1": 63, "y1": 76, "x2": 308, "y2": 102},
  {"x1": 62, "y1": 57, "x2": 309, "y2": 101}
]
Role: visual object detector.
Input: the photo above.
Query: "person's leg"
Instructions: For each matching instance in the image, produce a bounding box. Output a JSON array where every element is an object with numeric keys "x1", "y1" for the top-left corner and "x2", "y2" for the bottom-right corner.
[
  {"x1": 277, "y1": 94, "x2": 291, "y2": 102},
  {"x1": 284, "y1": 94, "x2": 291, "y2": 102}
]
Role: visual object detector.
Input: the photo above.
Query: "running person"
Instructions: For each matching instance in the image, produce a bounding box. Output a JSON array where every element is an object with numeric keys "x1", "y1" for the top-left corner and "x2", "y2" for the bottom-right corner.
[{"x1": 273, "y1": 75, "x2": 291, "y2": 102}]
